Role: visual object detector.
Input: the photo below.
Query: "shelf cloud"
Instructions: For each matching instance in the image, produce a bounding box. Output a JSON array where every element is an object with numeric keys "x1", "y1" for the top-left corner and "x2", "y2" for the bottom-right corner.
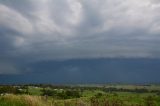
[{"x1": 0, "y1": 0, "x2": 160, "y2": 81}]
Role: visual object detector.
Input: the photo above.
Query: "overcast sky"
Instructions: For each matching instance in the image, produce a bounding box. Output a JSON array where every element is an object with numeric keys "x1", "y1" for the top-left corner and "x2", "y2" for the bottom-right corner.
[{"x1": 0, "y1": 0, "x2": 160, "y2": 83}]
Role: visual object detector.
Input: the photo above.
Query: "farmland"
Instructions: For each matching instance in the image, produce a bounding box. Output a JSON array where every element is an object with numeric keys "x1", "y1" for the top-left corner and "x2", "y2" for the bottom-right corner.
[{"x1": 0, "y1": 84, "x2": 160, "y2": 106}]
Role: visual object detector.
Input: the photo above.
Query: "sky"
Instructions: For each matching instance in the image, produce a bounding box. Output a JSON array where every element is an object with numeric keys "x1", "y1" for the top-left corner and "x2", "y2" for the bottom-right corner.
[{"x1": 0, "y1": 0, "x2": 160, "y2": 84}]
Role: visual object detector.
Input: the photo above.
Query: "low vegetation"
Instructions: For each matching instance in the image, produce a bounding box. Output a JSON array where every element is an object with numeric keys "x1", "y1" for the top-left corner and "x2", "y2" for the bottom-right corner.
[{"x1": 0, "y1": 84, "x2": 160, "y2": 106}]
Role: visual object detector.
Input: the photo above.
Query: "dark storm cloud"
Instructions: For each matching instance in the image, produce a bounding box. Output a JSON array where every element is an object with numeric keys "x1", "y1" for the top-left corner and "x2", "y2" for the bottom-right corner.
[
  {"x1": 0, "y1": 0, "x2": 160, "y2": 80},
  {"x1": 0, "y1": 58, "x2": 160, "y2": 84}
]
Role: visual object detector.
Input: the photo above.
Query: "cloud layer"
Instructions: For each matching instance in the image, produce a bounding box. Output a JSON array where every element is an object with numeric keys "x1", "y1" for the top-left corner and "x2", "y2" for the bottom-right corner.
[
  {"x1": 0, "y1": 58, "x2": 160, "y2": 84},
  {"x1": 1, "y1": 0, "x2": 160, "y2": 75}
]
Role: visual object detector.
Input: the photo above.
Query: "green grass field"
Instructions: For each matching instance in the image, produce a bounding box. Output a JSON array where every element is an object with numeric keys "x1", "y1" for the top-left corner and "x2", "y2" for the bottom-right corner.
[{"x1": 0, "y1": 85, "x2": 160, "y2": 106}]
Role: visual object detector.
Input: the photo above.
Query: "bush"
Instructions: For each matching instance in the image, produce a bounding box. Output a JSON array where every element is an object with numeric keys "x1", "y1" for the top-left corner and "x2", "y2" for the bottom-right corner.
[
  {"x1": 41, "y1": 89, "x2": 81, "y2": 99},
  {"x1": 0, "y1": 86, "x2": 23, "y2": 94},
  {"x1": 65, "y1": 90, "x2": 80, "y2": 98},
  {"x1": 41, "y1": 89, "x2": 57, "y2": 96}
]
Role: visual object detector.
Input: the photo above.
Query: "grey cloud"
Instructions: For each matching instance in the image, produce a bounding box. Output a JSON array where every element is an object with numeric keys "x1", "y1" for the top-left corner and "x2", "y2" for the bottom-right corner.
[
  {"x1": 0, "y1": 4, "x2": 33, "y2": 34},
  {"x1": 150, "y1": 0, "x2": 160, "y2": 4},
  {"x1": 1, "y1": 58, "x2": 159, "y2": 84},
  {"x1": 0, "y1": 61, "x2": 19, "y2": 74},
  {"x1": 1, "y1": 0, "x2": 160, "y2": 74}
]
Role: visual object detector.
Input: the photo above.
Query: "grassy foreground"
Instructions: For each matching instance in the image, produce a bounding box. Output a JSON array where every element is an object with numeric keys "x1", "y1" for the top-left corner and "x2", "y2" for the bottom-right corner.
[
  {"x1": 0, "y1": 94, "x2": 50, "y2": 106},
  {"x1": 0, "y1": 93, "x2": 160, "y2": 106},
  {"x1": 0, "y1": 84, "x2": 160, "y2": 106}
]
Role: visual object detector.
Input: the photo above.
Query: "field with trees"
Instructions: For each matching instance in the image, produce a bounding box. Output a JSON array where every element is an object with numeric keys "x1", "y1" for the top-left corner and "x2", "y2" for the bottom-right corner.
[{"x1": 0, "y1": 84, "x2": 160, "y2": 106}]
